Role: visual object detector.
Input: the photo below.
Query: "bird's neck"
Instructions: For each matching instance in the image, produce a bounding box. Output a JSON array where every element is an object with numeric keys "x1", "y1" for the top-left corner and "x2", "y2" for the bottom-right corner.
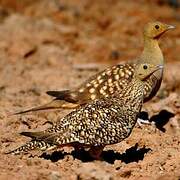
[
  {"x1": 140, "y1": 37, "x2": 164, "y2": 65},
  {"x1": 119, "y1": 78, "x2": 144, "y2": 113},
  {"x1": 115, "y1": 78, "x2": 144, "y2": 128}
]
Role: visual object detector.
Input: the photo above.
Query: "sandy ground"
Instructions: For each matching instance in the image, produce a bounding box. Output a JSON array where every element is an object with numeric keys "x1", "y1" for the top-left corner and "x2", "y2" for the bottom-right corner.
[{"x1": 0, "y1": 0, "x2": 179, "y2": 179}]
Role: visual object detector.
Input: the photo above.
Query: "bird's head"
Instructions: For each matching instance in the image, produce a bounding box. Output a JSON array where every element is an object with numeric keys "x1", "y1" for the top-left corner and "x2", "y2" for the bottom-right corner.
[
  {"x1": 143, "y1": 21, "x2": 175, "y2": 39},
  {"x1": 135, "y1": 63, "x2": 163, "y2": 81}
]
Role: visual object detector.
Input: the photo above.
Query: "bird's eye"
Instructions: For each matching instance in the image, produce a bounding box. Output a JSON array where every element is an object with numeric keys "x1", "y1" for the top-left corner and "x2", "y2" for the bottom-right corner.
[
  {"x1": 155, "y1": 25, "x2": 159, "y2": 29},
  {"x1": 143, "y1": 65, "x2": 148, "y2": 70}
]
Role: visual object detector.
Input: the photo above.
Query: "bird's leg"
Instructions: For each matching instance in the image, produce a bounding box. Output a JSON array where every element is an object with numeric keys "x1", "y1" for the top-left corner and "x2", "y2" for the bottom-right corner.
[
  {"x1": 137, "y1": 118, "x2": 155, "y2": 128},
  {"x1": 72, "y1": 143, "x2": 84, "y2": 151},
  {"x1": 137, "y1": 118, "x2": 152, "y2": 125},
  {"x1": 137, "y1": 111, "x2": 154, "y2": 127},
  {"x1": 88, "y1": 145, "x2": 104, "y2": 160}
]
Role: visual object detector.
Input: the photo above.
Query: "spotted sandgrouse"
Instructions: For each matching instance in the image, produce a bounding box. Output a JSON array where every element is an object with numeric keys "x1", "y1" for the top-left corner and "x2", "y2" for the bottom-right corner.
[
  {"x1": 8, "y1": 63, "x2": 163, "y2": 159},
  {"x1": 13, "y1": 22, "x2": 174, "y2": 116}
]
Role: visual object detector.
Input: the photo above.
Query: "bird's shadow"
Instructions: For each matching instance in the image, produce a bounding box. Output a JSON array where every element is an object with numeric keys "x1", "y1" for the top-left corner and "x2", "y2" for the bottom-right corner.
[
  {"x1": 139, "y1": 109, "x2": 175, "y2": 132},
  {"x1": 40, "y1": 143, "x2": 151, "y2": 164}
]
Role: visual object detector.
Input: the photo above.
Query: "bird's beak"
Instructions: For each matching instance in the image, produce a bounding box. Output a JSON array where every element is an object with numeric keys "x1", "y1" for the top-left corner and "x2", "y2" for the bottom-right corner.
[
  {"x1": 166, "y1": 24, "x2": 175, "y2": 30},
  {"x1": 150, "y1": 65, "x2": 164, "y2": 77},
  {"x1": 154, "y1": 65, "x2": 164, "y2": 73},
  {"x1": 157, "y1": 65, "x2": 164, "y2": 69}
]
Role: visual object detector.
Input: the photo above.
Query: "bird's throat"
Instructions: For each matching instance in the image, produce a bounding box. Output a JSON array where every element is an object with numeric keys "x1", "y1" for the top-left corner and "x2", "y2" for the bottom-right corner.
[
  {"x1": 140, "y1": 37, "x2": 164, "y2": 66},
  {"x1": 119, "y1": 79, "x2": 144, "y2": 109}
]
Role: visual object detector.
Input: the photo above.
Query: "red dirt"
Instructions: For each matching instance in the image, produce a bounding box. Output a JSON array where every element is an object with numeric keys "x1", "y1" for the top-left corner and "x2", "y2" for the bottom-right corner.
[{"x1": 0, "y1": 0, "x2": 179, "y2": 180}]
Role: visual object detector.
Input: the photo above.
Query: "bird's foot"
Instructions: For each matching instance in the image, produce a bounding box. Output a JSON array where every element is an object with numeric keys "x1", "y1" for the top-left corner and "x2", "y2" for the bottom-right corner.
[{"x1": 137, "y1": 118, "x2": 155, "y2": 128}]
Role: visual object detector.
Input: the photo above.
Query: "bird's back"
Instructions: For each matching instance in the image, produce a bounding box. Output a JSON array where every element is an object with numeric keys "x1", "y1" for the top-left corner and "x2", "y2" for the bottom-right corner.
[{"x1": 74, "y1": 62, "x2": 162, "y2": 104}]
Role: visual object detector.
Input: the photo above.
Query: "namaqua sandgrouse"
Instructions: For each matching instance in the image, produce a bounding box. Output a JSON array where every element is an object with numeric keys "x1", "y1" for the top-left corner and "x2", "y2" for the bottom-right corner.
[
  {"x1": 8, "y1": 63, "x2": 163, "y2": 159},
  {"x1": 13, "y1": 21, "x2": 174, "y2": 116}
]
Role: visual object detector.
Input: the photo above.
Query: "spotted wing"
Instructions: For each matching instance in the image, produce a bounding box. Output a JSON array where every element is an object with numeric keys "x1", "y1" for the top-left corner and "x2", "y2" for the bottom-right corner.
[
  {"x1": 31, "y1": 98, "x2": 136, "y2": 146},
  {"x1": 75, "y1": 63, "x2": 136, "y2": 104}
]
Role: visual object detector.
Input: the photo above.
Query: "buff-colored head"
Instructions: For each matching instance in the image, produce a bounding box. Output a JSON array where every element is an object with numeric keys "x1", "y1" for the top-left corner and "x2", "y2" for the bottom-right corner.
[
  {"x1": 143, "y1": 21, "x2": 175, "y2": 39},
  {"x1": 135, "y1": 63, "x2": 163, "y2": 81}
]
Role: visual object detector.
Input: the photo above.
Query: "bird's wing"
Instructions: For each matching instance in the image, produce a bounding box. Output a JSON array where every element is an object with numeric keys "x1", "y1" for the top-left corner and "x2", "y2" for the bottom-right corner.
[
  {"x1": 11, "y1": 63, "x2": 136, "y2": 115},
  {"x1": 39, "y1": 98, "x2": 125, "y2": 144}
]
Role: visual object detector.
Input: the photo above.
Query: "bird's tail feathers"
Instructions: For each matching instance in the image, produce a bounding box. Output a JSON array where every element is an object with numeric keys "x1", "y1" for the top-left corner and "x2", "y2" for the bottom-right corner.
[
  {"x1": 5, "y1": 140, "x2": 53, "y2": 155},
  {"x1": 8, "y1": 99, "x2": 79, "y2": 116}
]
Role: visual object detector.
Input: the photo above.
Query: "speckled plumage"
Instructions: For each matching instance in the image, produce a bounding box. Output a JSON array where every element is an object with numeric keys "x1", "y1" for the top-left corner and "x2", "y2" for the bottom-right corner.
[
  {"x1": 8, "y1": 64, "x2": 162, "y2": 158},
  {"x1": 13, "y1": 21, "x2": 174, "y2": 115}
]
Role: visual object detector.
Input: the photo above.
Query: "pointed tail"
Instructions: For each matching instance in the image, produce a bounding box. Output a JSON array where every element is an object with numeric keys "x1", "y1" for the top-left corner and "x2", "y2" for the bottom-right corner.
[
  {"x1": 6, "y1": 140, "x2": 55, "y2": 155},
  {"x1": 9, "y1": 99, "x2": 79, "y2": 116}
]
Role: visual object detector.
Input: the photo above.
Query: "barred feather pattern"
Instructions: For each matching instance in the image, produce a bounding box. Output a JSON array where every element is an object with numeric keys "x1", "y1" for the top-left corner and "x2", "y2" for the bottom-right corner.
[{"x1": 7, "y1": 140, "x2": 54, "y2": 155}]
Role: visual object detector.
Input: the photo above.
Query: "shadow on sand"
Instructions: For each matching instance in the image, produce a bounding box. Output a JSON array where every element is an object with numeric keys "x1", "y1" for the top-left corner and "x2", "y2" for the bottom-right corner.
[
  {"x1": 139, "y1": 109, "x2": 175, "y2": 132},
  {"x1": 41, "y1": 143, "x2": 151, "y2": 164}
]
